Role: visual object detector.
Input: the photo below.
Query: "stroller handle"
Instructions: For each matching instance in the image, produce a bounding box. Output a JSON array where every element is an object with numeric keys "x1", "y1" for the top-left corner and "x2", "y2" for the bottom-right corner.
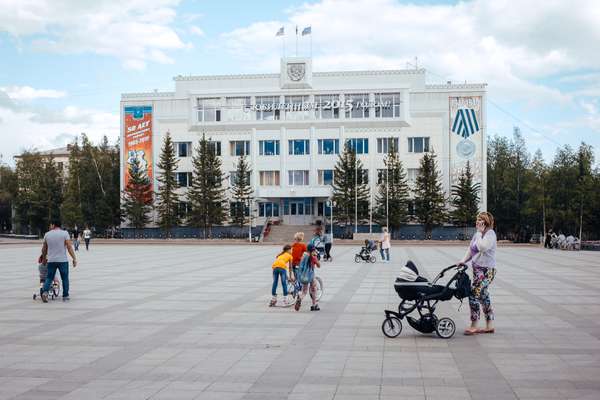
[{"x1": 432, "y1": 264, "x2": 467, "y2": 283}]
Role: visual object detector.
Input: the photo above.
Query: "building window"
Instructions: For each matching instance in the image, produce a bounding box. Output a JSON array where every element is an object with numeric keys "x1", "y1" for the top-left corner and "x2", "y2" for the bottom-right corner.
[
  {"x1": 229, "y1": 171, "x2": 252, "y2": 187},
  {"x1": 408, "y1": 137, "x2": 430, "y2": 153},
  {"x1": 176, "y1": 142, "x2": 192, "y2": 157},
  {"x1": 259, "y1": 202, "x2": 280, "y2": 217},
  {"x1": 357, "y1": 169, "x2": 369, "y2": 185},
  {"x1": 288, "y1": 170, "x2": 309, "y2": 186},
  {"x1": 288, "y1": 139, "x2": 310, "y2": 155},
  {"x1": 346, "y1": 138, "x2": 369, "y2": 154},
  {"x1": 377, "y1": 169, "x2": 387, "y2": 185},
  {"x1": 207, "y1": 141, "x2": 221, "y2": 156},
  {"x1": 178, "y1": 202, "x2": 191, "y2": 220},
  {"x1": 407, "y1": 168, "x2": 419, "y2": 183},
  {"x1": 284, "y1": 95, "x2": 310, "y2": 120},
  {"x1": 198, "y1": 98, "x2": 221, "y2": 122},
  {"x1": 230, "y1": 140, "x2": 250, "y2": 156},
  {"x1": 259, "y1": 171, "x2": 280, "y2": 186},
  {"x1": 374, "y1": 93, "x2": 401, "y2": 118},
  {"x1": 345, "y1": 93, "x2": 370, "y2": 119},
  {"x1": 259, "y1": 140, "x2": 280, "y2": 156},
  {"x1": 255, "y1": 96, "x2": 280, "y2": 121},
  {"x1": 377, "y1": 137, "x2": 399, "y2": 154},
  {"x1": 225, "y1": 97, "x2": 252, "y2": 121},
  {"x1": 317, "y1": 169, "x2": 334, "y2": 185},
  {"x1": 315, "y1": 94, "x2": 340, "y2": 119},
  {"x1": 318, "y1": 139, "x2": 339, "y2": 155},
  {"x1": 176, "y1": 172, "x2": 193, "y2": 187}
]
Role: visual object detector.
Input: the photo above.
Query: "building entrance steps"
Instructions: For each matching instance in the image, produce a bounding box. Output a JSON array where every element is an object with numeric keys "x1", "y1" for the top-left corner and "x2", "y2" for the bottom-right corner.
[{"x1": 262, "y1": 224, "x2": 317, "y2": 244}]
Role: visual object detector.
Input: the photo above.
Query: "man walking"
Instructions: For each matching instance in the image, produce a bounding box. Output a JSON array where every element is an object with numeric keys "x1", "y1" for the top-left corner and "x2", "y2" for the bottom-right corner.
[
  {"x1": 83, "y1": 226, "x2": 92, "y2": 251},
  {"x1": 41, "y1": 219, "x2": 77, "y2": 302}
]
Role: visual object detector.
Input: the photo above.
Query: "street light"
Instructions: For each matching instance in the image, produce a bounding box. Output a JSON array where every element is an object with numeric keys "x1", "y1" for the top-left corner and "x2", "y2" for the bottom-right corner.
[{"x1": 327, "y1": 198, "x2": 334, "y2": 244}]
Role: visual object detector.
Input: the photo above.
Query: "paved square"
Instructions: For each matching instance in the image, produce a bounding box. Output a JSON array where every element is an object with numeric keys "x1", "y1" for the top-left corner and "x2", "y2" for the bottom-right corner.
[{"x1": 1, "y1": 243, "x2": 599, "y2": 400}]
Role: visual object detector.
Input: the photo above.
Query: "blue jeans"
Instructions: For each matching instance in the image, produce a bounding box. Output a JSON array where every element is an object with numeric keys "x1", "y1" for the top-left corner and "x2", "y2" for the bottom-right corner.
[
  {"x1": 272, "y1": 268, "x2": 288, "y2": 297},
  {"x1": 380, "y1": 248, "x2": 390, "y2": 261},
  {"x1": 42, "y1": 262, "x2": 69, "y2": 297}
]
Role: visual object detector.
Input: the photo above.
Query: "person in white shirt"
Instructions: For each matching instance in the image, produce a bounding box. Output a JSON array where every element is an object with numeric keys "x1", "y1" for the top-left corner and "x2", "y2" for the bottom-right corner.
[
  {"x1": 41, "y1": 219, "x2": 77, "y2": 302},
  {"x1": 83, "y1": 227, "x2": 92, "y2": 251},
  {"x1": 458, "y1": 212, "x2": 497, "y2": 336},
  {"x1": 379, "y1": 227, "x2": 391, "y2": 262}
]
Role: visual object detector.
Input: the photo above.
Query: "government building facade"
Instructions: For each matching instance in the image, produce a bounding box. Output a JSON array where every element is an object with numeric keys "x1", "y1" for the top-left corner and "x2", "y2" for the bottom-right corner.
[{"x1": 120, "y1": 57, "x2": 487, "y2": 228}]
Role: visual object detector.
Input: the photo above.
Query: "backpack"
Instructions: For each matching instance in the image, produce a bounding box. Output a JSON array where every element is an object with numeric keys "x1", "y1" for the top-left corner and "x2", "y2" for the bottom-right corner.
[
  {"x1": 454, "y1": 271, "x2": 472, "y2": 300},
  {"x1": 298, "y1": 253, "x2": 314, "y2": 284}
]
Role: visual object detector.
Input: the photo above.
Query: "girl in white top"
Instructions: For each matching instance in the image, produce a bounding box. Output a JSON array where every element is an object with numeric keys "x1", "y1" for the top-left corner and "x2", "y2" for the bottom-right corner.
[
  {"x1": 459, "y1": 212, "x2": 497, "y2": 335},
  {"x1": 379, "y1": 227, "x2": 391, "y2": 262}
]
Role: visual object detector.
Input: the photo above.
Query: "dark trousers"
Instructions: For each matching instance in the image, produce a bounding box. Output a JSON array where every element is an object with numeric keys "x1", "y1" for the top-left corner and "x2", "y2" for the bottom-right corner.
[
  {"x1": 42, "y1": 262, "x2": 69, "y2": 298},
  {"x1": 324, "y1": 243, "x2": 332, "y2": 259},
  {"x1": 85, "y1": 238, "x2": 90, "y2": 250}
]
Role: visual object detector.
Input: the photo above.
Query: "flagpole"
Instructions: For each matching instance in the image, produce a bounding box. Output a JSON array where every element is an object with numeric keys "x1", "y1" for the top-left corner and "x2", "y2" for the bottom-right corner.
[
  {"x1": 295, "y1": 26, "x2": 298, "y2": 56},
  {"x1": 310, "y1": 32, "x2": 312, "y2": 58}
]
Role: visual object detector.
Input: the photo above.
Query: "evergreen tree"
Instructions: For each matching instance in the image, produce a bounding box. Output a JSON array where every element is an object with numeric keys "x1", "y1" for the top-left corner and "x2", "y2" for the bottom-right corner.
[
  {"x1": 331, "y1": 141, "x2": 370, "y2": 233},
  {"x1": 61, "y1": 139, "x2": 84, "y2": 229},
  {"x1": 523, "y1": 149, "x2": 547, "y2": 236},
  {"x1": 450, "y1": 161, "x2": 481, "y2": 227},
  {"x1": 155, "y1": 132, "x2": 180, "y2": 236},
  {"x1": 188, "y1": 134, "x2": 227, "y2": 237},
  {"x1": 230, "y1": 154, "x2": 253, "y2": 227},
  {"x1": 121, "y1": 157, "x2": 153, "y2": 235},
  {"x1": 374, "y1": 140, "x2": 409, "y2": 234},
  {"x1": 0, "y1": 161, "x2": 17, "y2": 232},
  {"x1": 414, "y1": 151, "x2": 446, "y2": 238}
]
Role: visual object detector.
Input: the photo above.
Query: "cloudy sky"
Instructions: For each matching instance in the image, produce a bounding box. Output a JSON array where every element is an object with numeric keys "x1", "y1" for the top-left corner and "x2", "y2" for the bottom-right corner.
[{"x1": 0, "y1": 0, "x2": 599, "y2": 166}]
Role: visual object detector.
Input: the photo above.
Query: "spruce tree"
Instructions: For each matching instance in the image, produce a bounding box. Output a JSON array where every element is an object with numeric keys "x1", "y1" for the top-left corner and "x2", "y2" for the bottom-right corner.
[
  {"x1": 331, "y1": 141, "x2": 370, "y2": 234},
  {"x1": 155, "y1": 132, "x2": 180, "y2": 237},
  {"x1": 121, "y1": 157, "x2": 153, "y2": 235},
  {"x1": 450, "y1": 161, "x2": 481, "y2": 227},
  {"x1": 414, "y1": 151, "x2": 447, "y2": 238},
  {"x1": 61, "y1": 140, "x2": 84, "y2": 229},
  {"x1": 188, "y1": 134, "x2": 227, "y2": 237},
  {"x1": 230, "y1": 154, "x2": 253, "y2": 227},
  {"x1": 374, "y1": 140, "x2": 409, "y2": 234}
]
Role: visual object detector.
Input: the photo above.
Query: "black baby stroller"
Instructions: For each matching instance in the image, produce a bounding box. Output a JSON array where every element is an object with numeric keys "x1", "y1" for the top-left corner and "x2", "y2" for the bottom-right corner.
[
  {"x1": 381, "y1": 261, "x2": 471, "y2": 339},
  {"x1": 355, "y1": 239, "x2": 377, "y2": 263}
]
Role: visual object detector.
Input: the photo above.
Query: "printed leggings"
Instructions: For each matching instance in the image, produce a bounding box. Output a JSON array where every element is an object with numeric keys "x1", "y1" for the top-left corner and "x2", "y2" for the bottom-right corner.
[{"x1": 469, "y1": 265, "x2": 496, "y2": 322}]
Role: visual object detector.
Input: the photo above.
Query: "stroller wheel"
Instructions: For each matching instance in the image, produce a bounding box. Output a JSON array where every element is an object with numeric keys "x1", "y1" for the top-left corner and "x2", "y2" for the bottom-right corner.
[
  {"x1": 382, "y1": 317, "x2": 403, "y2": 338},
  {"x1": 354, "y1": 255, "x2": 361, "y2": 263},
  {"x1": 435, "y1": 317, "x2": 456, "y2": 339},
  {"x1": 369, "y1": 255, "x2": 376, "y2": 263}
]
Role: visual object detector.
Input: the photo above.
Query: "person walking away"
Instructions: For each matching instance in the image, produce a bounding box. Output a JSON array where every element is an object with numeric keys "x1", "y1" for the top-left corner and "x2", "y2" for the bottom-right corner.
[
  {"x1": 295, "y1": 244, "x2": 321, "y2": 311},
  {"x1": 458, "y1": 212, "x2": 497, "y2": 335},
  {"x1": 324, "y1": 228, "x2": 333, "y2": 261},
  {"x1": 73, "y1": 233, "x2": 80, "y2": 251},
  {"x1": 379, "y1": 227, "x2": 391, "y2": 263},
  {"x1": 41, "y1": 219, "x2": 77, "y2": 302},
  {"x1": 83, "y1": 227, "x2": 92, "y2": 250},
  {"x1": 291, "y1": 232, "x2": 307, "y2": 282},
  {"x1": 544, "y1": 229, "x2": 553, "y2": 249},
  {"x1": 270, "y1": 244, "x2": 293, "y2": 307}
]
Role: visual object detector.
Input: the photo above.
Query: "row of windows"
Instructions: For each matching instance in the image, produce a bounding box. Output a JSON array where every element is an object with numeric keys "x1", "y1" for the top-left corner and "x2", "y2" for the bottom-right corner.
[
  {"x1": 197, "y1": 93, "x2": 402, "y2": 122},
  {"x1": 175, "y1": 137, "x2": 429, "y2": 158}
]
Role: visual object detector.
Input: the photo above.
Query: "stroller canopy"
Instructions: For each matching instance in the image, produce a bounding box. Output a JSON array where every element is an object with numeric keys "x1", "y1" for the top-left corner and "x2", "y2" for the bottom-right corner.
[{"x1": 397, "y1": 261, "x2": 428, "y2": 283}]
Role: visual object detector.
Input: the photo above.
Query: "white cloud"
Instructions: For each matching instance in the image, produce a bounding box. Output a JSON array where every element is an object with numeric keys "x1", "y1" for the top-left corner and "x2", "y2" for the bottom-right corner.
[
  {"x1": 0, "y1": 87, "x2": 118, "y2": 163},
  {"x1": 1, "y1": 85, "x2": 67, "y2": 101},
  {"x1": 0, "y1": 0, "x2": 191, "y2": 69},
  {"x1": 220, "y1": 0, "x2": 599, "y2": 108},
  {"x1": 190, "y1": 26, "x2": 205, "y2": 37}
]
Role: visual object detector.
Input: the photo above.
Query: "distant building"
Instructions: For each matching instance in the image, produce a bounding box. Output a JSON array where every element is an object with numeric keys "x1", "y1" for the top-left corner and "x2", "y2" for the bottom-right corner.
[
  {"x1": 121, "y1": 57, "x2": 487, "y2": 228},
  {"x1": 14, "y1": 146, "x2": 70, "y2": 176}
]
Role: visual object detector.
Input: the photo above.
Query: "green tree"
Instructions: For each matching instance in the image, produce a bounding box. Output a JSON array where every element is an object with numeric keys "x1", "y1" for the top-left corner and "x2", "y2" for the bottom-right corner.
[
  {"x1": 188, "y1": 134, "x2": 227, "y2": 237},
  {"x1": 230, "y1": 154, "x2": 253, "y2": 227},
  {"x1": 523, "y1": 149, "x2": 547, "y2": 237},
  {"x1": 414, "y1": 151, "x2": 446, "y2": 238},
  {"x1": 0, "y1": 161, "x2": 17, "y2": 232},
  {"x1": 155, "y1": 132, "x2": 180, "y2": 236},
  {"x1": 331, "y1": 141, "x2": 370, "y2": 233},
  {"x1": 374, "y1": 141, "x2": 409, "y2": 234},
  {"x1": 450, "y1": 161, "x2": 481, "y2": 227},
  {"x1": 61, "y1": 140, "x2": 84, "y2": 229},
  {"x1": 121, "y1": 157, "x2": 153, "y2": 235}
]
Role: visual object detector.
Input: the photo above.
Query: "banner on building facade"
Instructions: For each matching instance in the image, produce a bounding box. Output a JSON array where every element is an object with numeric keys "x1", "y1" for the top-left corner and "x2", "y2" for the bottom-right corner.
[
  {"x1": 123, "y1": 105, "x2": 153, "y2": 189},
  {"x1": 449, "y1": 96, "x2": 483, "y2": 187}
]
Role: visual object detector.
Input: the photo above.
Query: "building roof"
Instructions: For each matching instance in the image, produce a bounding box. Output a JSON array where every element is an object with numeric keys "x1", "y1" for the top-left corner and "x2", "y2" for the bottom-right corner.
[{"x1": 14, "y1": 146, "x2": 70, "y2": 159}]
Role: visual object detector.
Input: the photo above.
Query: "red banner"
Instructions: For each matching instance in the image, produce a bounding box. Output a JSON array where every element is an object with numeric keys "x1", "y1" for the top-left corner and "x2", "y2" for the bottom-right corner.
[{"x1": 123, "y1": 106, "x2": 153, "y2": 190}]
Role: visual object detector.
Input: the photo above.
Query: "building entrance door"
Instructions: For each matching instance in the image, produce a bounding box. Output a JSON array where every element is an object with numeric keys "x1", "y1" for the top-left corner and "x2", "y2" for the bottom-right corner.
[{"x1": 283, "y1": 198, "x2": 313, "y2": 225}]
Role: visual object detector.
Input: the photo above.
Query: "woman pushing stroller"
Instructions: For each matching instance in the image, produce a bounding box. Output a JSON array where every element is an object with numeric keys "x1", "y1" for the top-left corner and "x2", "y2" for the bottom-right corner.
[{"x1": 458, "y1": 211, "x2": 497, "y2": 336}]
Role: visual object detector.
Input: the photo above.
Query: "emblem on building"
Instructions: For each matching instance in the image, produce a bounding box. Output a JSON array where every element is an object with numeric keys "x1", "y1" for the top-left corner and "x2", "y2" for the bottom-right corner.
[
  {"x1": 287, "y1": 63, "x2": 306, "y2": 81},
  {"x1": 452, "y1": 107, "x2": 480, "y2": 159}
]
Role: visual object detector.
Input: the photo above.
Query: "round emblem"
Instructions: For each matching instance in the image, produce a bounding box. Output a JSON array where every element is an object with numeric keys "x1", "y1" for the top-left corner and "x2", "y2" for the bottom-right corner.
[
  {"x1": 287, "y1": 63, "x2": 305, "y2": 82},
  {"x1": 456, "y1": 139, "x2": 476, "y2": 159}
]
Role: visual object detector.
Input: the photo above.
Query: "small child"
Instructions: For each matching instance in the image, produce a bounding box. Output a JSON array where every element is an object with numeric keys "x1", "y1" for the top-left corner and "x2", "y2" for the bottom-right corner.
[
  {"x1": 37, "y1": 255, "x2": 48, "y2": 297},
  {"x1": 270, "y1": 244, "x2": 293, "y2": 307},
  {"x1": 73, "y1": 234, "x2": 80, "y2": 252},
  {"x1": 295, "y1": 244, "x2": 321, "y2": 311}
]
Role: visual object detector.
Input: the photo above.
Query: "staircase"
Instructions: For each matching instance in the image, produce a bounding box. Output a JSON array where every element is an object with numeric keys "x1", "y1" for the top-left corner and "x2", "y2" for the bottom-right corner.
[{"x1": 263, "y1": 224, "x2": 314, "y2": 244}]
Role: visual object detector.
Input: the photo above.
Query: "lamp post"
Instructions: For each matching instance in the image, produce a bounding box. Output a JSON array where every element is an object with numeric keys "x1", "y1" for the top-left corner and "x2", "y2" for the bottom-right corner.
[{"x1": 327, "y1": 198, "x2": 334, "y2": 244}]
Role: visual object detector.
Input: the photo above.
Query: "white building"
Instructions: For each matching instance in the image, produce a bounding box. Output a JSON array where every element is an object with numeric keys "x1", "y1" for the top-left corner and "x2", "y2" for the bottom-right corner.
[{"x1": 121, "y1": 57, "x2": 487, "y2": 228}]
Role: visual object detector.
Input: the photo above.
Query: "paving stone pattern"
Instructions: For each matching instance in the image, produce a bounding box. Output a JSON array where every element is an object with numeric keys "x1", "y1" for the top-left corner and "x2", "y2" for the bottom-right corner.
[{"x1": 1, "y1": 244, "x2": 599, "y2": 400}]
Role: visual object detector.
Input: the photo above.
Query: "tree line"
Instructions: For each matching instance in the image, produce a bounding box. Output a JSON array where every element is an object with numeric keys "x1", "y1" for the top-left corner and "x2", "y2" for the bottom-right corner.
[{"x1": 0, "y1": 128, "x2": 598, "y2": 241}]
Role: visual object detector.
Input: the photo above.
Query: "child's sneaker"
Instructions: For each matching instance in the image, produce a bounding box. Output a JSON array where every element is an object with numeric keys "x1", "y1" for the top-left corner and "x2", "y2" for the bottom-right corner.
[
  {"x1": 269, "y1": 297, "x2": 277, "y2": 307},
  {"x1": 294, "y1": 298, "x2": 302, "y2": 311},
  {"x1": 311, "y1": 304, "x2": 320, "y2": 311}
]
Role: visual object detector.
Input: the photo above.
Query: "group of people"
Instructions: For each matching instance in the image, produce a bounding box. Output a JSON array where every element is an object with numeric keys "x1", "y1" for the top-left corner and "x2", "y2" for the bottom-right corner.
[
  {"x1": 544, "y1": 229, "x2": 580, "y2": 250},
  {"x1": 70, "y1": 226, "x2": 92, "y2": 251}
]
